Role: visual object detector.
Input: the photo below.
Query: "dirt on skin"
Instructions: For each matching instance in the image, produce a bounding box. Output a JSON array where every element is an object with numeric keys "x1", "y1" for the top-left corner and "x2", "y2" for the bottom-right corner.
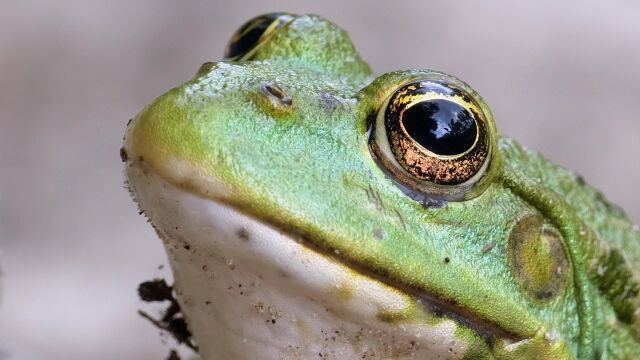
[{"x1": 137, "y1": 278, "x2": 200, "y2": 359}]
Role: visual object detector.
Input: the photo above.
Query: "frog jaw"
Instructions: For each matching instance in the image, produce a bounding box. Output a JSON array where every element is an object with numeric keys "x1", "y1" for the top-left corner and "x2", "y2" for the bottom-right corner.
[{"x1": 126, "y1": 158, "x2": 478, "y2": 360}]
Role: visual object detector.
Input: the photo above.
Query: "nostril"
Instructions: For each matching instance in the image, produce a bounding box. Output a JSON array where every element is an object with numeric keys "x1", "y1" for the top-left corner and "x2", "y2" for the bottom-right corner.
[{"x1": 261, "y1": 82, "x2": 292, "y2": 106}]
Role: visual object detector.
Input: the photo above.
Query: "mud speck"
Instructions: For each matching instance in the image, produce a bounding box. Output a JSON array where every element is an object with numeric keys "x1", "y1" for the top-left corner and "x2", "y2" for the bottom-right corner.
[
  {"x1": 166, "y1": 350, "x2": 180, "y2": 360},
  {"x1": 120, "y1": 147, "x2": 128, "y2": 162},
  {"x1": 137, "y1": 279, "x2": 199, "y2": 354}
]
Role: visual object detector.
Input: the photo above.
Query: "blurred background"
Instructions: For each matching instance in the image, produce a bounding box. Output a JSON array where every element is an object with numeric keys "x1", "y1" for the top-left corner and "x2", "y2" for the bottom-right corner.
[{"x1": 1, "y1": 1, "x2": 639, "y2": 359}]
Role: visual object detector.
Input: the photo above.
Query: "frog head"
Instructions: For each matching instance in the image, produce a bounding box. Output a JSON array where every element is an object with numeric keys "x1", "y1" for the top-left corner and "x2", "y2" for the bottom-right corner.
[{"x1": 123, "y1": 13, "x2": 640, "y2": 359}]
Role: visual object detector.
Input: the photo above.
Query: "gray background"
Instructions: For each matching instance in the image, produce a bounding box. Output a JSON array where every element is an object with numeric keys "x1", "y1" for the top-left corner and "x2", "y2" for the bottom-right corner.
[{"x1": 1, "y1": 1, "x2": 639, "y2": 359}]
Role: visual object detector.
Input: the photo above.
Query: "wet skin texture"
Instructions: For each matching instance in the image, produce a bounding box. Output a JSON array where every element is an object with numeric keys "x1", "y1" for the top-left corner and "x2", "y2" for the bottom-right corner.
[{"x1": 123, "y1": 13, "x2": 640, "y2": 359}]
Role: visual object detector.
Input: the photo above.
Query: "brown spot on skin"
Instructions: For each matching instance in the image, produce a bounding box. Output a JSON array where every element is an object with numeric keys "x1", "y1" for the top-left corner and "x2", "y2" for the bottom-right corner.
[
  {"x1": 236, "y1": 228, "x2": 250, "y2": 241},
  {"x1": 332, "y1": 283, "x2": 354, "y2": 301},
  {"x1": 377, "y1": 312, "x2": 395, "y2": 323},
  {"x1": 376, "y1": 309, "x2": 408, "y2": 324},
  {"x1": 254, "y1": 301, "x2": 265, "y2": 313}
]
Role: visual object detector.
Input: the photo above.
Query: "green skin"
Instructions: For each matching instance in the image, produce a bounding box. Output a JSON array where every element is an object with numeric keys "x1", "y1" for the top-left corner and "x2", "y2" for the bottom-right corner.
[{"x1": 126, "y1": 14, "x2": 640, "y2": 359}]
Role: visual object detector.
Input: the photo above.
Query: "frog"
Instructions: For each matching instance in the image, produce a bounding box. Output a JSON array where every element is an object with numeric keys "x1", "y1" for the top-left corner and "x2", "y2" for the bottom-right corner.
[{"x1": 122, "y1": 13, "x2": 640, "y2": 359}]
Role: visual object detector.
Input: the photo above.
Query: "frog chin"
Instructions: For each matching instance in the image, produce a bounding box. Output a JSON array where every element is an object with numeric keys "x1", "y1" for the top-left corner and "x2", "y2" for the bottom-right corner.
[{"x1": 126, "y1": 159, "x2": 481, "y2": 360}]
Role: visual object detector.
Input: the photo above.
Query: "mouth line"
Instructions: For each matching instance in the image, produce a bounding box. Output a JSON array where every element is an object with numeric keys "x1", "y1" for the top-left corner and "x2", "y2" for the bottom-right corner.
[
  {"x1": 219, "y1": 199, "x2": 523, "y2": 344},
  {"x1": 127, "y1": 157, "x2": 523, "y2": 347}
]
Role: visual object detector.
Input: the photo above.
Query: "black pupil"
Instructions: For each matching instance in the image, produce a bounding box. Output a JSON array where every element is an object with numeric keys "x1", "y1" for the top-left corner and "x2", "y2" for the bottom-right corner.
[{"x1": 401, "y1": 99, "x2": 477, "y2": 156}]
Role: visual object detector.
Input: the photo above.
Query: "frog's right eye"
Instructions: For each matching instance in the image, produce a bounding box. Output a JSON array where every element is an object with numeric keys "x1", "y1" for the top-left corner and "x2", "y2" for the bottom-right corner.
[
  {"x1": 224, "y1": 13, "x2": 296, "y2": 60},
  {"x1": 368, "y1": 74, "x2": 498, "y2": 201}
]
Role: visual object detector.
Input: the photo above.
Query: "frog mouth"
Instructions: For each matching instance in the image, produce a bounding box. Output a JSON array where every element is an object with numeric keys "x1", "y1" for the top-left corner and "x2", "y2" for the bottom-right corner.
[{"x1": 124, "y1": 150, "x2": 542, "y2": 358}]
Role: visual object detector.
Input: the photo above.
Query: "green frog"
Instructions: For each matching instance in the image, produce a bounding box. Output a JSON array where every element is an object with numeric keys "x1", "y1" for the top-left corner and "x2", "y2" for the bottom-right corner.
[{"x1": 122, "y1": 13, "x2": 640, "y2": 359}]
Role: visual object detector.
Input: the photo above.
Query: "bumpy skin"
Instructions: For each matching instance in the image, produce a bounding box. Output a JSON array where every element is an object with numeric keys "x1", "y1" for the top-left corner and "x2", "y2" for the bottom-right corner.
[{"x1": 124, "y1": 15, "x2": 640, "y2": 359}]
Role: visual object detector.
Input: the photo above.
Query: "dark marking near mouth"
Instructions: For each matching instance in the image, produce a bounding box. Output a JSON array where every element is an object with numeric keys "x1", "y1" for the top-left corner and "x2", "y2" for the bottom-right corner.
[
  {"x1": 207, "y1": 198, "x2": 523, "y2": 345},
  {"x1": 237, "y1": 228, "x2": 250, "y2": 241},
  {"x1": 120, "y1": 147, "x2": 128, "y2": 162}
]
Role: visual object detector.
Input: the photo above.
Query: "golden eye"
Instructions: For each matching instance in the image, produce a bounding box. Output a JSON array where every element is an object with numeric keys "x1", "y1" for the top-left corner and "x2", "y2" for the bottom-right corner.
[
  {"x1": 224, "y1": 13, "x2": 296, "y2": 60},
  {"x1": 369, "y1": 75, "x2": 497, "y2": 201}
]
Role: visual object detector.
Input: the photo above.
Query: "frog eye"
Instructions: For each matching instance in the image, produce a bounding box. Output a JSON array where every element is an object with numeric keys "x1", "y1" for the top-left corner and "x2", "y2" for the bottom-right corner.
[
  {"x1": 224, "y1": 13, "x2": 296, "y2": 60},
  {"x1": 369, "y1": 77, "x2": 496, "y2": 201}
]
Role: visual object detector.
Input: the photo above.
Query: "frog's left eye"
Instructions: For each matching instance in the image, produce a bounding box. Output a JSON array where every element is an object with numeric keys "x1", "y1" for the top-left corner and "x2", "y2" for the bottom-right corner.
[
  {"x1": 369, "y1": 77, "x2": 497, "y2": 201},
  {"x1": 224, "y1": 13, "x2": 296, "y2": 60}
]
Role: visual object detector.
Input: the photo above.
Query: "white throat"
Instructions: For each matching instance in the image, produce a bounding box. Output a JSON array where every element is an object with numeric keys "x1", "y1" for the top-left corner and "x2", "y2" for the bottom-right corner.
[{"x1": 126, "y1": 161, "x2": 467, "y2": 360}]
